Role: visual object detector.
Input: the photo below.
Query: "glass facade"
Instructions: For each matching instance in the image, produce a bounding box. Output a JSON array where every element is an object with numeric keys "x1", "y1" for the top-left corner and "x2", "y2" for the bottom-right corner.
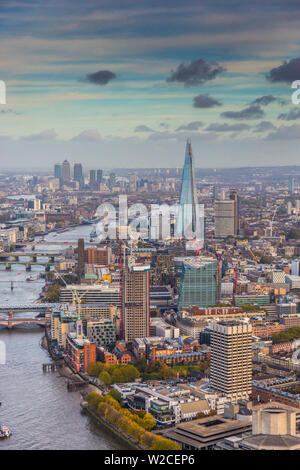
[
  {"x1": 176, "y1": 139, "x2": 198, "y2": 237},
  {"x1": 178, "y1": 259, "x2": 218, "y2": 310}
]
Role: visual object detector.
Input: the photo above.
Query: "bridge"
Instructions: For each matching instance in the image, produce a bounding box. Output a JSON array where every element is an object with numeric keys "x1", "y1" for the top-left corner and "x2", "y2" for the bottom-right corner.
[
  {"x1": 0, "y1": 303, "x2": 63, "y2": 313},
  {"x1": 0, "y1": 316, "x2": 46, "y2": 328}
]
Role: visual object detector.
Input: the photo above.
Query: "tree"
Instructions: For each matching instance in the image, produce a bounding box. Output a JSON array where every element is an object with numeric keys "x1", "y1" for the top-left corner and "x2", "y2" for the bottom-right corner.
[
  {"x1": 99, "y1": 370, "x2": 112, "y2": 386},
  {"x1": 108, "y1": 388, "x2": 122, "y2": 403}
]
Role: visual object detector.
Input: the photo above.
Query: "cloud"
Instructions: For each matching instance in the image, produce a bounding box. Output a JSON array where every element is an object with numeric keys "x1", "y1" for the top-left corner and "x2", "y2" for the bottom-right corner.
[
  {"x1": 134, "y1": 125, "x2": 154, "y2": 132},
  {"x1": 205, "y1": 123, "x2": 250, "y2": 132},
  {"x1": 83, "y1": 70, "x2": 116, "y2": 85},
  {"x1": 221, "y1": 105, "x2": 264, "y2": 120},
  {"x1": 253, "y1": 121, "x2": 276, "y2": 132},
  {"x1": 250, "y1": 95, "x2": 276, "y2": 106},
  {"x1": 20, "y1": 129, "x2": 57, "y2": 141},
  {"x1": 278, "y1": 108, "x2": 300, "y2": 121},
  {"x1": 193, "y1": 94, "x2": 222, "y2": 108},
  {"x1": 166, "y1": 58, "x2": 225, "y2": 87},
  {"x1": 71, "y1": 129, "x2": 101, "y2": 141},
  {"x1": 267, "y1": 57, "x2": 300, "y2": 83},
  {"x1": 176, "y1": 121, "x2": 204, "y2": 131},
  {"x1": 265, "y1": 124, "x2": 300, "y2": 140}
]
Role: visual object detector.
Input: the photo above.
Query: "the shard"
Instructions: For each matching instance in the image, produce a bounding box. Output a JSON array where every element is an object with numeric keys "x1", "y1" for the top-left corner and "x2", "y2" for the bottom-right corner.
[{"x1": 176, "y1": 138, "x2": 198, "y2": 238}]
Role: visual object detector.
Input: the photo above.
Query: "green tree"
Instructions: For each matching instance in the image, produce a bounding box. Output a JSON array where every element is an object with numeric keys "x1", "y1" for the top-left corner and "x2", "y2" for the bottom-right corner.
[{"x1": 99, "y1": 370, "x2": 112, "y2": 386}]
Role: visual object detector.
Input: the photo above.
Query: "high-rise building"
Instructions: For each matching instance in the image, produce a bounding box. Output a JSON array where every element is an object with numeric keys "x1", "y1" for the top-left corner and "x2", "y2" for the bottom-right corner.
[
  {"x1": 54, "y1": 164, "x2": 62, "y2": 180},
  {"x1": 122, "y1": 261, "x2": 150, "y2": 342},
  {"x1": 210, "y1": 321, "x2": 252, "y2": 401},
  {"x1": 109, "y1": 172, "x2": 116, "y2": 190},
  {"x1": 89, "y1": 169, "x2": 96, "y2": 185},
  {"x1": 74, "y1": 163, "x2": 83, "y2": 181},
  {"x1": 177, "y1": 139, "x2": 198, "y2": 237},
  {"x1": 77, "y1": 238, "x2": 85, "y2": 280},
  {"x1": 229, "y1": 189, "x2": 239, "y2": 235},
  {"x1": 97, "y1": 169, "x2": 103, "y2": 183},
  {"x1": 61, "y1": 159, "x2": 71, "y2": 183},
  {"x1": 289, "y1": 177, "x2": 295, "y2": 194},
  {"x1": 214, "y1": 200, "x2": 235, "y2": 238},
  {"x1": 177, "y1": 257, "x2": 218, "y2": 310}
]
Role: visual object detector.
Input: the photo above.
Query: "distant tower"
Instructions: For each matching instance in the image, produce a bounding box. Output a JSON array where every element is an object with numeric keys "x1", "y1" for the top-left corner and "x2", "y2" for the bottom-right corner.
[
  {"x1": 289, "y1": 177, "x2": 295, "y2": 194},
  {"x1": 61, "y1": 160, "x2": 71, "y2": 183},
  {"x1": 229, "y1": 189, "x2": 240, "y2": 235},
  {"x1": 177, "y1": 139, "x2": 198, "y2": 237},
  {"x1": 54, "y1": 164, "x2": 62, "y2": 180}
]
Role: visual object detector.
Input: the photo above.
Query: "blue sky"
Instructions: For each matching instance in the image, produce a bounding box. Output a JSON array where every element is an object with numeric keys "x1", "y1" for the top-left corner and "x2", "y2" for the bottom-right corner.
[{"x1": 1, "y1": 0, "x2": 300, "y2": 168}]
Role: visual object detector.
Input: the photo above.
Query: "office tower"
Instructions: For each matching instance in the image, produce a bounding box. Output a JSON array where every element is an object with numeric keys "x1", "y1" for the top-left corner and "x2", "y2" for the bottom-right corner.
[
  {"x1": 287, "y1": 201, "x2": 292, "y2": 215},
  {"x1": 77, "y1": 238, "x2": 85, "y2": 280},
  {"x1": 177, "y1": 139, "x2": 198, "y2": 237},
  {"x1": 61, "y1": 159, "x2": 71, "y2": 183},
  {"x1": 214, "y1": 200, "x2": 235, "y2": 238},
  {"x1": 289, "y1": 177, "x2": 295, "y2": 194},
  {"x1": 89, "y1": 169, "x2": 96, "y2": 184},
  {"x1": 129, "y1": 173, "x2": 137, "y2": 192},
  {"x1": 28, "y1": 199, "x2": 41, "y2": 211},
  {"x1": 213, "y1": 186, "x2": 219, "y2": 201},
  {"x1": 54, "y1": 163, "x2": 62, "y2": 180},
  {"x1": 96, "y1": 169, "x2": 103, "y2": 183},
  {"x1": 229, "y1": 189, "x2": 240, "y2": 235},
  {"x1": 122, "y1": 261, "x2": 150, "y2": 342},
  {"x1": 74, "y1": 163, "x2": 83, "y2": 181},
  {"x1": 291, "y1": 260, "x2": 300, "y2": 276},
  {"x1": 177, "y1": 257, "x2": 218, "y2": 310},
  {"x1": 109, "y1": 172, "x2": 116, "y2": 189},
  {"x1": 210, "y1": 321, "x2": 252, "y2": 401}
]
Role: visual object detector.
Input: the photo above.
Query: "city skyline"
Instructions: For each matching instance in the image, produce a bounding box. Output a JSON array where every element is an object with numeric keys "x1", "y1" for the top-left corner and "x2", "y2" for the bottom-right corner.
[{"x1": 1, "y1": 1, "x2": 300, "y2": 167}]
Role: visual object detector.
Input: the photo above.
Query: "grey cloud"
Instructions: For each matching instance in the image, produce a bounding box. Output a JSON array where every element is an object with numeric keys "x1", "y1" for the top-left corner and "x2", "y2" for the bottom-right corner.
[
  {"x1": 205, "y1": 123, "x2": 250, "y2": 132},
  {"x1": 134, "y1": 125, "x2": 154, "y2": 132},
  {"x1": 253, "y1": 121, "x2": 276, "y2": 133},
  {"x1": 71, "y1": 129, "x2": 102, "y2": 141},
  {"x1": 176, "y1": 121, "x2": 204, "y2": 131},
  {"x1": 166, "y1": 58, "x2": 226, "y2": 87},
  {"x1": 267, "y1": 57, "x2": 300, "y2": 83},
  {"x1": 278, "y1": 108, "x2": 300, "y2": 121},
  {"x1": 20, "y1": 129, "x2": 57, "y2": 141},
  {"x1": 221, "y1": 105, "x2": 264, "y2": 120},
  {"x1": 250, "y1": 95, "x2": 276, "y2": 106},
  {"x1": 265, "y1": 124, "x2": 300, "y2": 140},
  {"x1": 84, "y1": 70, "x2": 116, "y2": 85},
  {"x1": 193, "y1": 94, "x2": 222, "y2": 108}
]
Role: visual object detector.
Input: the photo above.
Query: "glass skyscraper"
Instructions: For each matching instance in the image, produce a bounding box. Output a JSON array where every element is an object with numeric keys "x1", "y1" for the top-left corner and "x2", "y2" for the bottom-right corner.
[
  {"x1": 177, "y1": 257, "x2": 218, "y2": 310},
  {"x1": 176, "y1": 139, "x2": 198, "y2": 238}
]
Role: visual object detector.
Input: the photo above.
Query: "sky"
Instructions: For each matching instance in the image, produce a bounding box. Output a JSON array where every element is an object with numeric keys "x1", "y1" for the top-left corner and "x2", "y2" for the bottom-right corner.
[{"x1": 1, "y1": 0, "x2": 300, "y2": 169}]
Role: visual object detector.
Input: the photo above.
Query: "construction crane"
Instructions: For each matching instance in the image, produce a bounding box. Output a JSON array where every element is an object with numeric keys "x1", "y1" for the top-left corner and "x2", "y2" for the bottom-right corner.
[
  {"x1": 52, "y1": 269, "x2": 88, "y2": 318},
  {"x1": 246, "y1": 244, "x2": 258, "y2": 265}
]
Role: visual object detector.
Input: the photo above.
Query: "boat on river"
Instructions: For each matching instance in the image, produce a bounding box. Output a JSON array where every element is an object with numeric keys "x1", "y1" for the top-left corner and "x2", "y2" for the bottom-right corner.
[{"x1": 0, "y1": 425, "x2": 12, "y2": 438}]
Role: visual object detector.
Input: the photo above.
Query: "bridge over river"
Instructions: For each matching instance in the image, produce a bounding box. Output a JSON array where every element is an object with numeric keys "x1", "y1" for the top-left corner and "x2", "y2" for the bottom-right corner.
[
  {"x1": 0, "y1": 316, "x2": 46, "y2": 328},
  {"x1": 0, "y1": 303, "x2": 63, "y2": 313}
]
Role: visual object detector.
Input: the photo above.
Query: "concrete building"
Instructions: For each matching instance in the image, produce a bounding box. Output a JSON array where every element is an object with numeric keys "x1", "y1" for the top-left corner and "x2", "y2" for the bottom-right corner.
[
  {"x1": 214, "y1": 200, "x2": 235, "y2": 238},
  {"x1": 59, "y1": 283, "x2": 120, "y2": 305},
  {"x1": 122, "y1": 261, "x2": 150, "y2": 341},
  {"x1": 86, "y1": 318, "x2": 116, "y2": 348},
  {"x1": 210, "y1": 321, "x2": 252, "y2": 401}
]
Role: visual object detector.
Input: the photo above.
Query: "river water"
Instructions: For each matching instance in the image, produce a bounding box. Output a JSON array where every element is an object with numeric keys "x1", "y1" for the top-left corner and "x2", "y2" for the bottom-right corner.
[{"x1": 0, "y1": 224, "x2": 124, "y2": 450}]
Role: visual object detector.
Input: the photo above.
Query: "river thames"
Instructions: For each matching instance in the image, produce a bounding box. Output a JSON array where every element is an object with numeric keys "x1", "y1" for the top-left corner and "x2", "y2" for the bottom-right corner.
[{"x1": 0, "y1": 225, "x2": 124, "y2": 450}]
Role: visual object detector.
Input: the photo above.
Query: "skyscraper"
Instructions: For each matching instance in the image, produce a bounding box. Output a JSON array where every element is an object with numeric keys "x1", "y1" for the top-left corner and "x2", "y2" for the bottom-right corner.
[
  {"x1": 210, "y1": 321, "x2": 252, "y2": 401},
  {"x1": 62, "y1": 159, "x2": 71, "y2": 183},
  {"x1": 214, "y1": 200, "x2": 235, "y2": 238},
  {"x1": 96, "y1": 169, "x2": 103, "y2": 183},
  {"x1": 122, "y1": 260, "x2": 150, "y2": 341},
  {"x1": 177, "y1": 257, "x2": 218, "y2": 310},
  {"x1": 177, "y1": 139, "x2": 198, "y2": 238},
  {"x1": 54, "y1": 163, "x2": 62, "y2": 180},
  {"x1": 229, "y1": 189, "x2": 239, "y2": 235},
  {"x1": 74, "y1": 163, "x2": 83, "y2": 181}
]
